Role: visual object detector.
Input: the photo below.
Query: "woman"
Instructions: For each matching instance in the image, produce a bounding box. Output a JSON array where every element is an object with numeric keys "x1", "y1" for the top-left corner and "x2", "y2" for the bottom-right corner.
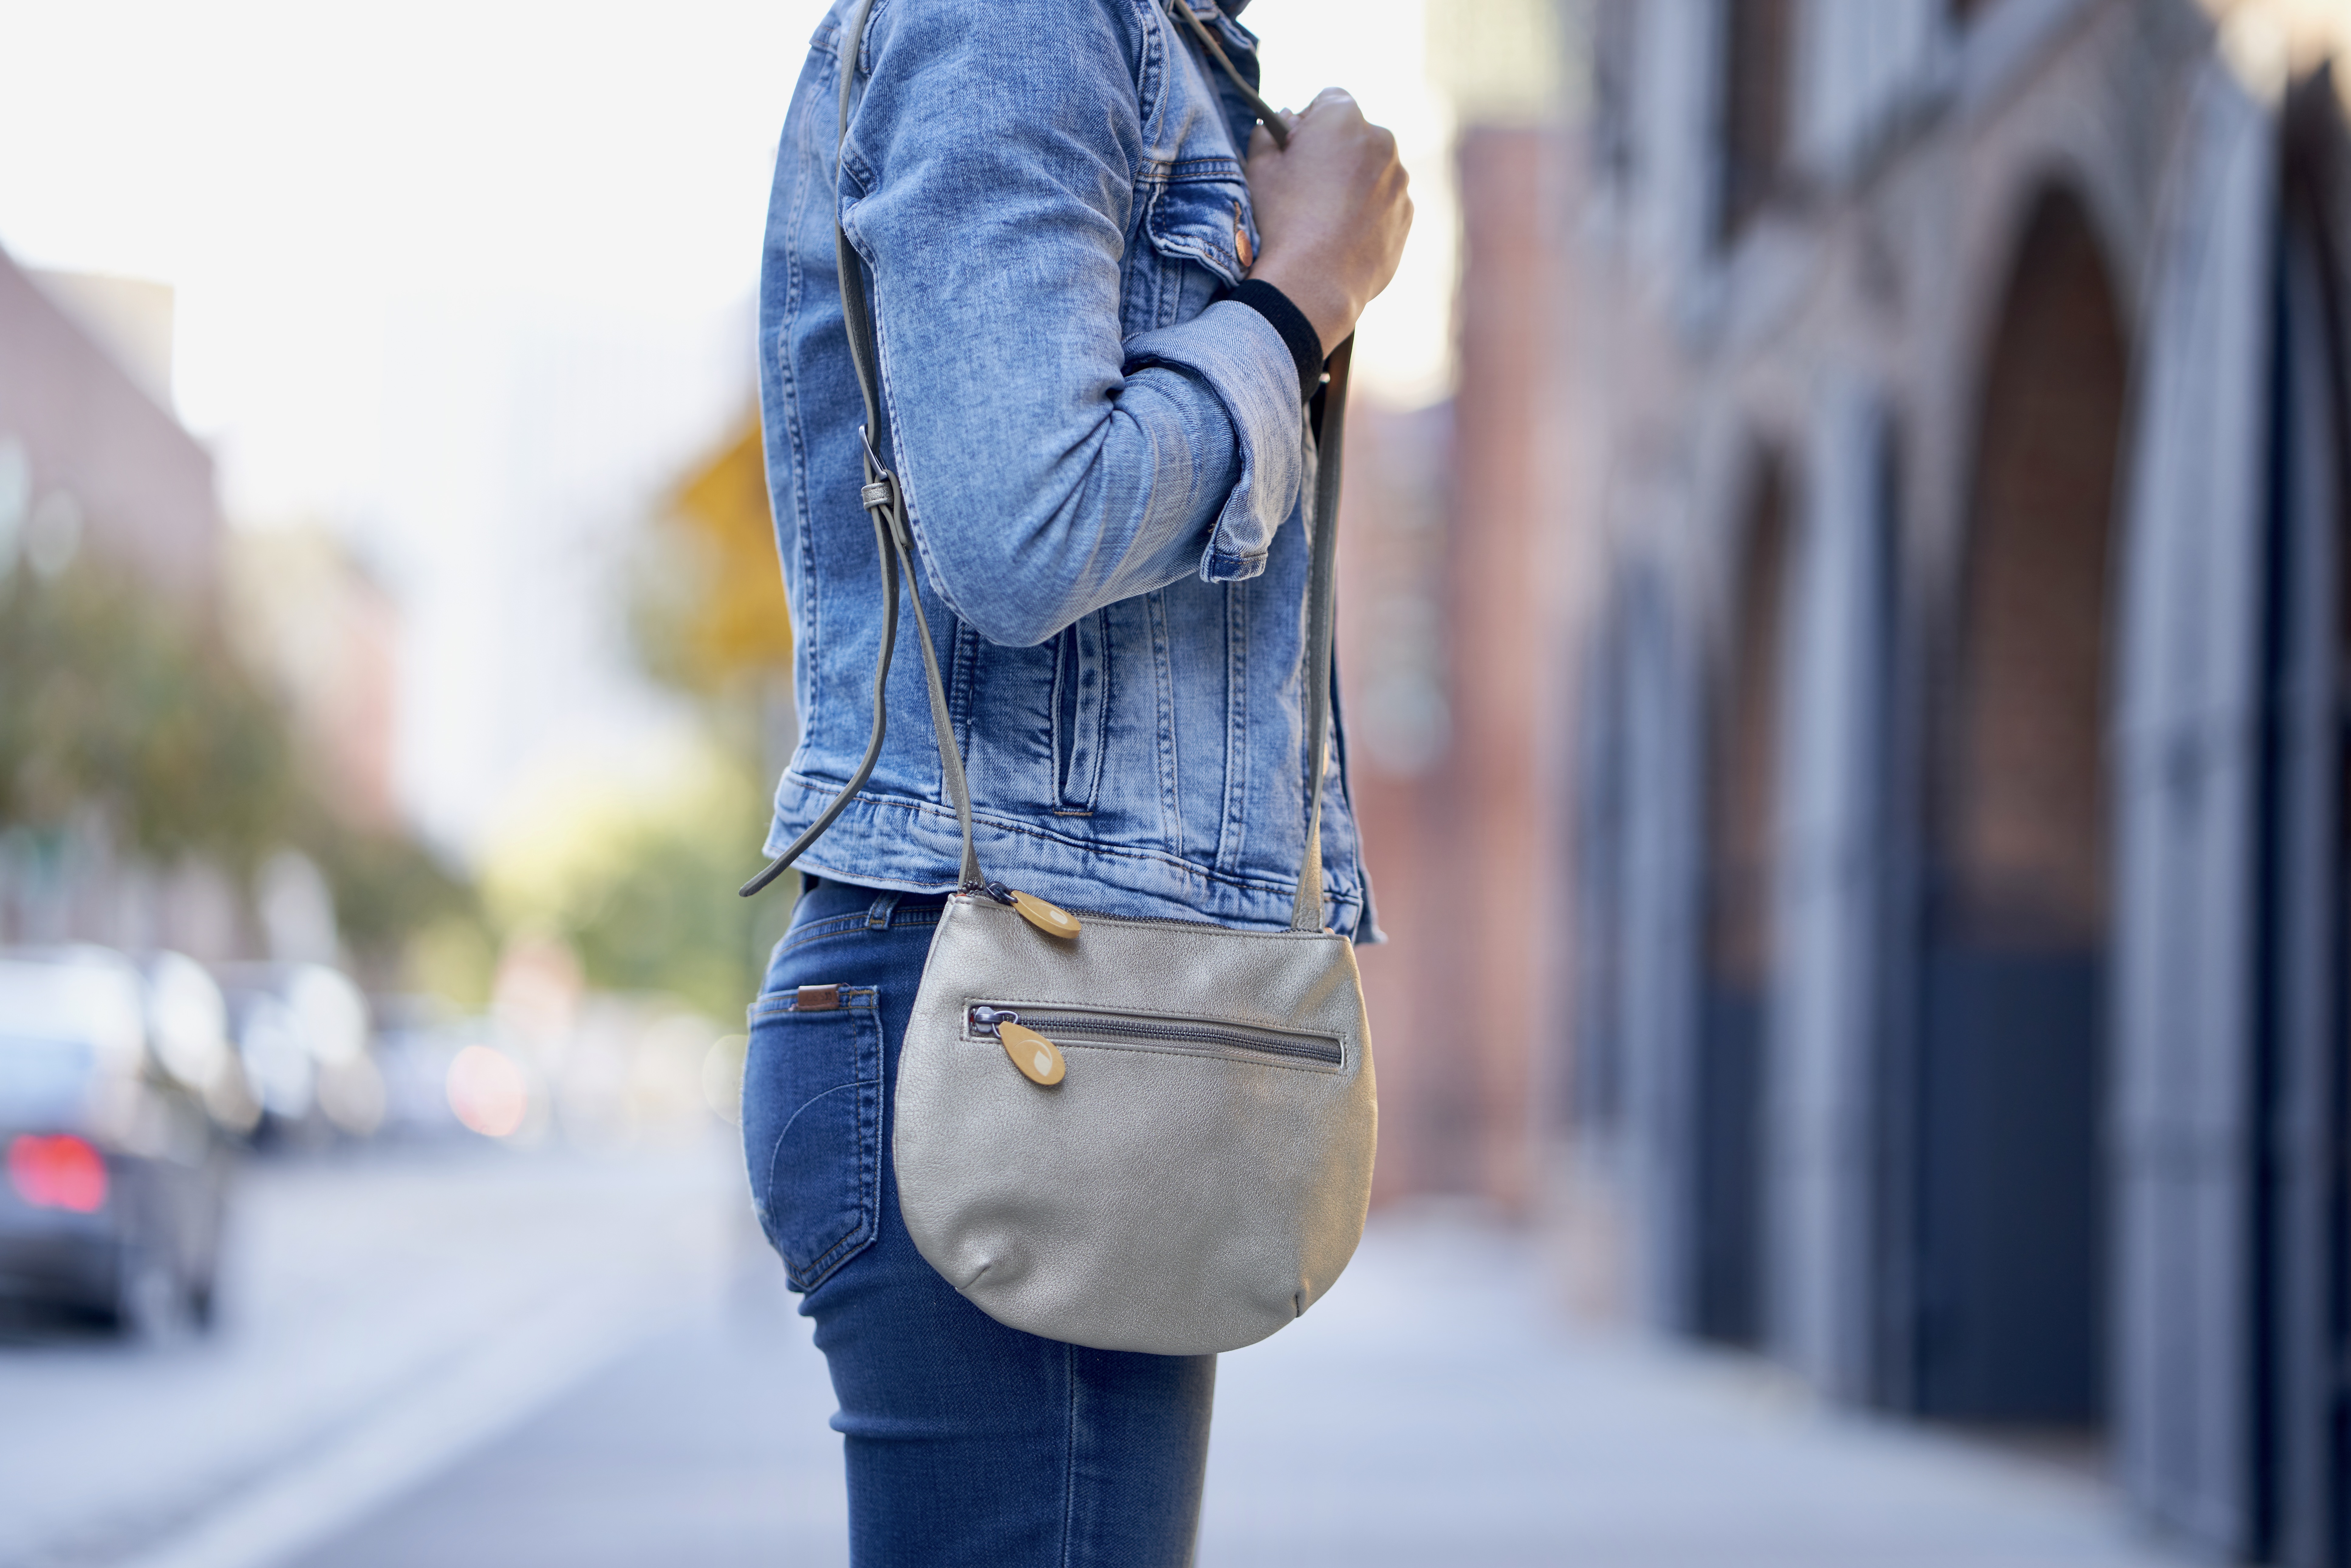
[{"x1": 741, "y1": 1, "x2": 1410, "y2": 1561}]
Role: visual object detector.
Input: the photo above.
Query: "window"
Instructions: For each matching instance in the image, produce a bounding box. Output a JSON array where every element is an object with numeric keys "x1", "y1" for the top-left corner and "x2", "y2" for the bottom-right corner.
[{"x1": 1716, "y1": 0, "x2": 1795, "y2": 248}]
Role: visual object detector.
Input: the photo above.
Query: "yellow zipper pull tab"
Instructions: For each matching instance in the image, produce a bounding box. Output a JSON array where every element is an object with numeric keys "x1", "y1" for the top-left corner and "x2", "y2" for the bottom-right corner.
[
  {"x1": 985, "y1": 881, "x2": 1080, "y2": 938},
  {"x1": 996, "y1": 1020, "x2": 1067, "y2": 1085}
]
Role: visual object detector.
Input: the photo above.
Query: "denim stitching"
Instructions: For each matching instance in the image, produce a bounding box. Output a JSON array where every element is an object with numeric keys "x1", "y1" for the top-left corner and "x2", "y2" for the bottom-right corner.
[
  {"x1": 776, "y1": 62, "x2": 822, "y2": 747},
  {"x1": 750, "y1": 998, "x2": 883, "y2": 1290},
  {"x1": 747, "y1": 985, "x2": 878, "y2": 1023},
  {"x1": 1146, "y1": 589, "x2": 1184, "y2": 856},
  {"x1": 762, "y1": 1078, "x2": 868, "y2": 1287},
  {"x1": 950, "y1": 619, "x2": 980, "y2": 786},
  {"x1": 1060, "y1": 1341, "x2": 1078, "y2": 1568},
  {"x1": 773, "y1": 907, "x2": 942, "y2": 961},
  {"x1": 1216, "y1": 573, "x2": 1249, "y2": 873},
  {"x1": 1129, "y1": 0, "x2": 1167, "y2": 136},
  {"x1": 1146, "y1": 174, "x2": 1250, "y2": 284}
]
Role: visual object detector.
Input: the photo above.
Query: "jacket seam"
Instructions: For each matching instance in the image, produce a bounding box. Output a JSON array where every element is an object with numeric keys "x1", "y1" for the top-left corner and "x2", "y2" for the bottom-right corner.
[
  {"x1": 1147, "y1": 590, "x2": 1183, "y2": 857},
  {"x1": 783, "y1": 60, "x2": 825, "y2": 756},
  {"x1": 1216, "y1": 574, "x2": 1249, "y2": 873}
]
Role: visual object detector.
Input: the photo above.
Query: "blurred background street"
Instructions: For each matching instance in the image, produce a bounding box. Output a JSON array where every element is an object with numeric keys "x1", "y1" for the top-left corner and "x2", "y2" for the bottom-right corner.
[
  {"x1": 5, "y1": 0, "x2": 2351, "y2": 1563},
  {"x1": 0, "y1": 1137, "x2": 2187, "y2": 1568}
]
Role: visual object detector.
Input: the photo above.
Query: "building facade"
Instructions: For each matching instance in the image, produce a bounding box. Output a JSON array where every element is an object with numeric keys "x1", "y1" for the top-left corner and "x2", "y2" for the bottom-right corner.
[
  {"x1": 0, "y1": 252, "x2": 217, "y2": 599},
  {"x1": 1566, "y1": 0, "x2": 2351, "y2": 1561}
]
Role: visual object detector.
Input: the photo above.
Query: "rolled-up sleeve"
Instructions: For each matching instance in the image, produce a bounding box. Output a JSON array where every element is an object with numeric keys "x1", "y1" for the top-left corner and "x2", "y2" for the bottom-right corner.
[
  {"x1": 1125, "y1": 301, "x2": 1306, "y2": 584},
  {"x1": 837, "y1": 0, "x2": 1305, "y2": 649}
]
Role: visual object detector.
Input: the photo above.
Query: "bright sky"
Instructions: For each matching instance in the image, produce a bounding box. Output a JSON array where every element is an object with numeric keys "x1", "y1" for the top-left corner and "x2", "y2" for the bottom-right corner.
[{"x1": 0, "y1": 0, "x2": 1456, "y2": 855}]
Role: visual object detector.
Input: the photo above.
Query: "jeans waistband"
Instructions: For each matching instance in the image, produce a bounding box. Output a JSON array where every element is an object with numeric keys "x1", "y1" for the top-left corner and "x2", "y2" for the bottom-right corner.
[{"x1": 797, "y1": 876, "x2": 954, "y2": 932}]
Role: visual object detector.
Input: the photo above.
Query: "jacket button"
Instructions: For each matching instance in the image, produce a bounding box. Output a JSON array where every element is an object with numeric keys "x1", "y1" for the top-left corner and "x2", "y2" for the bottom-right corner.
[{"x1": 1234, "y1": 203, "x2": 1253, "y2": 270}]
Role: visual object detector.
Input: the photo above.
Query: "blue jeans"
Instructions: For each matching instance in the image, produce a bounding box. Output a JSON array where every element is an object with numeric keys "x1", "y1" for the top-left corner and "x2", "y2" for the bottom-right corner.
[{"x1": 744, "y1": 877, "x2": 1216, "y2": 1567}]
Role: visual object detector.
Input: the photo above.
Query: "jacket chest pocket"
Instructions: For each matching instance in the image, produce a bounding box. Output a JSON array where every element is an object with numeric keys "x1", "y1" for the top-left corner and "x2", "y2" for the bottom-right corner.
[{"x1": 1126, "y1": 167, "x2": 1256, "y2": 332}]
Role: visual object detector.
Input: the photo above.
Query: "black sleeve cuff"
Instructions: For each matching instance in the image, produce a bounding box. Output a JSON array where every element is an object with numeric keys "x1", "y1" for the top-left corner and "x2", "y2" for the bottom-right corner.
[{"x1": 1225, "y1": 279, "x2": 1325, "y2": 404}]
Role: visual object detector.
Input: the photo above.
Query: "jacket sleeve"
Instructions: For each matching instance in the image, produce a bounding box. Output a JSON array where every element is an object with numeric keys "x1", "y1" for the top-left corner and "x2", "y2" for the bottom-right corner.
[{"x1": 837, "y1": 0, "x2": 1306, "y2": 649}]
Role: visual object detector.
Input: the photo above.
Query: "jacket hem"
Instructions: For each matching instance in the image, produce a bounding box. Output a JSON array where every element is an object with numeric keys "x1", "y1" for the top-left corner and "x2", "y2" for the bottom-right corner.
[{"x1": 763, "y1": 774, "x2": 1373, "y2": 941}]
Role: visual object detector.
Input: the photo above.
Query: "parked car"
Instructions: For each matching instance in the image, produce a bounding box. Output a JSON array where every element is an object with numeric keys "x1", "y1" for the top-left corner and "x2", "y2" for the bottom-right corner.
[
  {"x1": 0, "y1": 946, "x2": 240, "y2": 1332},
  {"x1": 213, "y1": 962, "x2": 381, "y2": 1145}
]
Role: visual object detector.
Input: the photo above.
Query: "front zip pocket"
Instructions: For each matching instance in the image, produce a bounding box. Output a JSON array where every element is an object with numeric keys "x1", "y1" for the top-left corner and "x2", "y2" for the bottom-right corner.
[{"x1": 966, "y1": 1003, "x2": 1343, "y2": 1071}]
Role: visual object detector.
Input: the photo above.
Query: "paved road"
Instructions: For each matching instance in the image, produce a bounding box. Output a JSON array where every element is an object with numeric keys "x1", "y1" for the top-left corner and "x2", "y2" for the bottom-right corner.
[
  {"x1": 0, "y1": 1139, "x2": 748, "y2": 1568},
  {"x1": 0, "y1": 1143, "x2": 2193, "y2": 1568}
]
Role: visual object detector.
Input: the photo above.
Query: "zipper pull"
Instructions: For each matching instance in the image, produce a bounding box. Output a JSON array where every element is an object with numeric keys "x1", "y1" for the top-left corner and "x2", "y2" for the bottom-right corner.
[
  {"x1": 1000, "y1": 1020, "x2": 1066, "y2": 1085},
  {"x1": 969, "y1": 1009, "x2": 1066, "y2": 1086},
  {"x1": 983, "y1": 882, "x2": 1080, "y2": 939}
]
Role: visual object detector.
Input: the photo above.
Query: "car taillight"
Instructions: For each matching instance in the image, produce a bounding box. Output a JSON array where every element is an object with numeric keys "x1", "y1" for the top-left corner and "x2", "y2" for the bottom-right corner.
[{"x1": 7, "y1": 1134, "x2": 108, "y2": 1213}]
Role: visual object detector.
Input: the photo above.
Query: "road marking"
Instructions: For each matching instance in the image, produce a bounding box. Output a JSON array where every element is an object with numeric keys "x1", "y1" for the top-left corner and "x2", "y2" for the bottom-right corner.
[{"x1": 110, "y1": 1286, "x2": 672, "y2": 1568}]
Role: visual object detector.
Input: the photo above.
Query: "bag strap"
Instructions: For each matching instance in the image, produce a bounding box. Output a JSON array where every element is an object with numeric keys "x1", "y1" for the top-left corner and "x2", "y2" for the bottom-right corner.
[
  {"x1": 1165, "y1": 0, "x2": 1288, "y2": 149},
  {"x1": 745, "y1": 0, "x2": 1351, "y2": 936},
  {"x1": 1290, "y1": 335, "x2": 1349, "y2": 931},
  {"x1": 735, "y1": 0, "x2": 975, "y2": 900}
]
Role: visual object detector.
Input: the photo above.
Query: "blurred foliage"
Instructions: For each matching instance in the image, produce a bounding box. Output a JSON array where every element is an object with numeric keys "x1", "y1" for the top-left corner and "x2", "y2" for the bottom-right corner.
[
  {"x1": 0, "y1": 556, "x2": 476, "y2": 982},
  {"x1": 633, "y1": 418, "x2": 794, "y2": 697},
  {"x1": 406, "y1": 913, "x2": 500, "y2": 1012},
  {"x1": 0, "y1": 562, "x2": 299, "y2": 864},
  {"x1": 479, "y1": 747, "x2": 777, "y2": 1020},
  {"x1": 533, "y1": 415, "x2": 799, "y2": 1015},
  {"x1": 309, "y1": 824, "x2": 476, "y2": 984},
  {"x1": 476, "y1": 413, "x2": 799, "y2": 1019}
]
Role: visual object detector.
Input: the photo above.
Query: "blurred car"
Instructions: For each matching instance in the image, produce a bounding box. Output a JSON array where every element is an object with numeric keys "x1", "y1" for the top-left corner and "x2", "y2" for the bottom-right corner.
[
  {"x1": 213, "y1": 962, "x2": 382, "y2": 1145},
  {"x1": 0, "y1": 947, "x2": 241, "y2": 1332},
  {"x1": 367, "y1": 993, "x2": 473, "y2": 1141}
]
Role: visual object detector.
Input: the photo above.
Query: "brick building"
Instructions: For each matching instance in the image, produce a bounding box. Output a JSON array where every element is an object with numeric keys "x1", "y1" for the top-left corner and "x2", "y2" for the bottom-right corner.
[
  {"x1": 0, "y1": 250, "x2": 218, "y2": 599},
  {"x1": 1334, "y1": 0, "x2": 1590, "y2": 1212},
  {"x1": 1563, "y1": 0, "x2": 2351, "y2": 1561}
]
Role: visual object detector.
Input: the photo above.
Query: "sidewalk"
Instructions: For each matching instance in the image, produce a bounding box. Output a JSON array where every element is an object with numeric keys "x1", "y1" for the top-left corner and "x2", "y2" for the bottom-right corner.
[
  {"x1": 282, "y1": 1201, "x2": 2187, "y2": 1568},
  {"x1": 1198, "y1": 1216, "x2": 2180, "y2": 1567}
]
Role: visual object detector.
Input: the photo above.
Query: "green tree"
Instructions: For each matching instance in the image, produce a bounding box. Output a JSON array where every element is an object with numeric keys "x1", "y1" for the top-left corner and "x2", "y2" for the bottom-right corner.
[{"x1": 0, "y1": 558, "x2": 475, "y2": 983}]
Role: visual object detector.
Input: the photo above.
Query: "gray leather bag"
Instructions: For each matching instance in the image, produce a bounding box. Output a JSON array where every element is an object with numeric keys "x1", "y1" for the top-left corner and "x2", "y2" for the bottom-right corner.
[{"x1": 741, "y1": 0, "x2": 1375, "y2": 1356}]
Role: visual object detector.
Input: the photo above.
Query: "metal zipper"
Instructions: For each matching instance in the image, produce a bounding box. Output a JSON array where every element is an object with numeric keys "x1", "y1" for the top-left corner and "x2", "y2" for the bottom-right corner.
[{"x1": 967, "y1": 1004, "x2": 1342, "y2": 1068}]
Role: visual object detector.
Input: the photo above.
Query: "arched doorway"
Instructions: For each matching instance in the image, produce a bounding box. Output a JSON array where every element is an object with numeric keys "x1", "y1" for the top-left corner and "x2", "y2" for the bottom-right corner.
[
  {"x1": 1697, "y1": 450, "x2": 1796, "y2": 1347},
  {"x1": 1914, "y1": 186, "x2": 2128, "y2": 1423},
  {"x1": 2264, "y1": 84, "x2": 2351, "y2": 1567}
]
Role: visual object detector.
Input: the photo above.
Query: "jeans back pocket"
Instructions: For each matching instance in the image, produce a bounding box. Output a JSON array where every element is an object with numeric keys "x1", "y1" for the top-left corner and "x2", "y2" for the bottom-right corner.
[{"x1": 743, "y1": 985, "x2": 883, "y2": 1292}]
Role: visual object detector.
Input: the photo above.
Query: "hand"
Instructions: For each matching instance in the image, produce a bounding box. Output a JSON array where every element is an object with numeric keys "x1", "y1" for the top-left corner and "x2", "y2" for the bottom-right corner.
[{"x1": 1243, "y1": 89, "x2": 1413, "y2": 353}]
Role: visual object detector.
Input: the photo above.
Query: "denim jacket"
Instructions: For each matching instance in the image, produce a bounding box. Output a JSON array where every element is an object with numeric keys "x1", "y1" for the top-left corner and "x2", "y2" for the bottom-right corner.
[{"x1": 757, "y1": 0, "x2": 1373, "y2": 939}]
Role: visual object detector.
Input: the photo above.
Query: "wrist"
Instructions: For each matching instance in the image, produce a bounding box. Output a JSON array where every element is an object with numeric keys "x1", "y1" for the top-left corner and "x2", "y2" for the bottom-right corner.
[
  {"x1": 1244, "y1": 256, "x2": 1355, "y2": 354},
  {"x1": 1226, "y1": 280, "x2": 1324, "y2": 402}
]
